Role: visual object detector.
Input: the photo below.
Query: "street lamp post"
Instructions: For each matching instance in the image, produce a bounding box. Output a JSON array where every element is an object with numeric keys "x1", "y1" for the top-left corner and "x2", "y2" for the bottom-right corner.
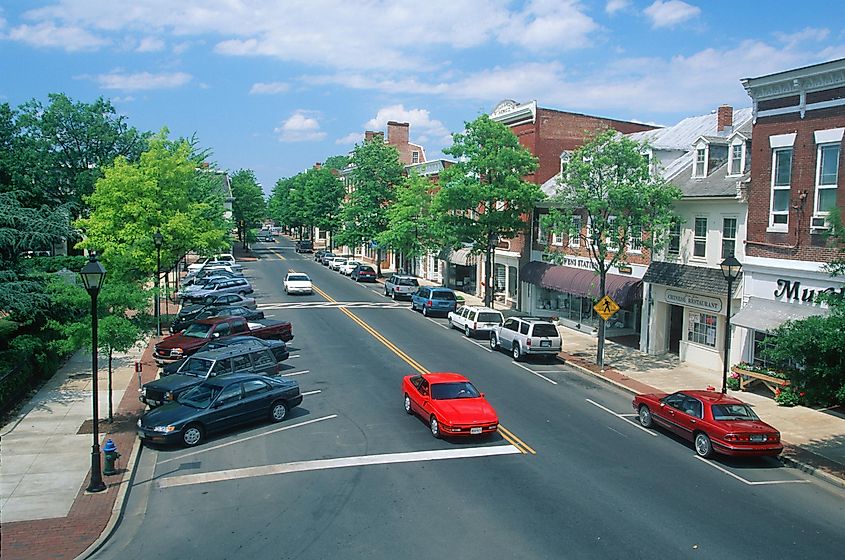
[
  {"x1": 153, "y1": 231, "x2": 163, "y2": 336},
  {"x1": 720, "y1": 255, "x2": 742, "y2": 394},
  {"x1": 80, "y1": 254, "x2": 107, "y2": 493}
]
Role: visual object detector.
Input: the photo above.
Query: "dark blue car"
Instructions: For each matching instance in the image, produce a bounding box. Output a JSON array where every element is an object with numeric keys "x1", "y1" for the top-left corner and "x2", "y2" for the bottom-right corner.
[{"x1": 411, "y1": 286, "x2": 458, "y2": 317}]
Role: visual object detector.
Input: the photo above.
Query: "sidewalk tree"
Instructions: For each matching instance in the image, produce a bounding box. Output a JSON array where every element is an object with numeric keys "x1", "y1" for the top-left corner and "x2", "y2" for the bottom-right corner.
[
  {"x1": 336, "y1": 138, "x2": 404, "y2": 276},
  {"x1": 323, "y1": 154, "x2": 350, "y2": 171},
  {"x1": 98, "y1": 314, "x2": 140, "y2": 422},
  {"x1": 376, "y1": 173, "x2": 439, "y2": 273},
  {"x1": 269, "y1": 175, "x2": 306, "y2": 235},
  {"x1": 304, "y1": 166, "x2": 344, "y2": 245},
  {"x1": 544, "y1": 128, "x2": 681, "y2": 368},
  {"x1": 434, "y1": 114, "x2": 541, "y2": 306},
  {"x1": 231, "y1": 169, "x2": 267, "y2": 249}
]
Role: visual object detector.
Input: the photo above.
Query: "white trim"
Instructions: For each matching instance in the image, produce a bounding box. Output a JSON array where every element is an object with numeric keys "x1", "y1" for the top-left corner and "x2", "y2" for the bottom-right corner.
[
  {"x1": 769, "y1": 147, "x2": 793, "y2": 228},
  {"x1": 769, "y1": 133, "x2": 796, "y2": 148},
  {"x1": 814, "y1": 142, "x2": 840, "y2": 215},
  {"x1": 814, "y1": 127, "x2": 845, "y2": 144},
  {"x1": 693, "y1": 145, "x2": 707, "y2": 177},
  {"x1": 728, "y1": 140, "x2": 744, "y2": 176}
]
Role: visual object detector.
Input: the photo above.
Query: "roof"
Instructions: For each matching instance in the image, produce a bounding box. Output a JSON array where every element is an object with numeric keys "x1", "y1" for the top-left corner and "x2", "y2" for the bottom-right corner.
[
  {"x1": 731, "y1": 297, "x2": 830, "y2": 333},
  {"x1": 642, "y1": 261, "x2": 740, "y2": 295},
  {"x1": 628, "y1": 108, "x2": 753, "y2": 150},
  {"x1": 425, "y1": 372, "x2": 470, "y2": 383},
  {"x1": 683, "y1": 390, "x2": 745, "y2": 405},
  {"x1": 670, "y1": 160, "x2": 747, "y2": 198}
]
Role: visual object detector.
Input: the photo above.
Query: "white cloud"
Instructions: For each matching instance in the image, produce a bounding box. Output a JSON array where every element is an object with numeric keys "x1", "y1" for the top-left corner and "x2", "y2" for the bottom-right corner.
[
  {"x1": 605, "y1": 0, "x2": 630, "y2": 15},
  {"x1": 94, "y1": 71, "x2": 192, "y2": 90},
  {"x1": 8, "y1": 21, "x2": 107, "y2": 51},
  {"x1": 136, "y1": 36, "x2": 164, "y2": 52},
  {"x1": 275, "y1": 110, "x2": 326, "y2": 142},
  {"x1": 644, "y1": 0, "x2": 701, "y2": 29},
  {"x1": 365, "y1": 105, "x2": 451, "y2": 142},
  {"x1": 111, "y1": 95, "x2": 135, "y2": 103},
  {"x1": 775, "y1": 27, "x2": 830, "y2": 47},
  {"x1": 249, "y1": 81, "x2": 289, "y2": 95},
  {"x1": 498, "y1": 0, "x2": 599, "y2": 51},
  {"x1": 336, "y1": 132, "x2": 362, "y2": 145}
]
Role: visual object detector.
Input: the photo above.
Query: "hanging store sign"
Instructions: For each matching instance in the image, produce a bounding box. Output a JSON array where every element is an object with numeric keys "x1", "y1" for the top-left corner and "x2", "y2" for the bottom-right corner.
[{"x1": 664, "y1": 290, "x2": 723, "y2": 313}]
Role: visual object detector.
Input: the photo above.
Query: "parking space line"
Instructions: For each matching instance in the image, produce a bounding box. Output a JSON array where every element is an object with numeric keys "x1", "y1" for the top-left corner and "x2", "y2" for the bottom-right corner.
[
  {"x1": 158, "y1": 415, "x2": 338, "y2": 465},
  {"x1": 464, "y1": 338, "x2": 493, "y2": 352},
  {"x1": 301, "y1": 390, "x2": 322, "y2": 396},
  {"x1": 158, "y1": 444, "x2": 522, "y2": 489},
  {"x1": 511, "y1": 362, "x2": 558, "y2": 385},
  {"x1": 281, "y1": 370, "x2": 310, "y2": 377},
  {"x1": 693, "y1": 456, "x2": 810, "y2": 485},
  {"x1": 288, "y1": 354, "x2": 301, "y2": 359},
  {"x1": 585, "y1": 398, "x2": 657, "y2": 436},
  {"x1": 425, "y1": 316, "x2": 450, "y2": 329}
]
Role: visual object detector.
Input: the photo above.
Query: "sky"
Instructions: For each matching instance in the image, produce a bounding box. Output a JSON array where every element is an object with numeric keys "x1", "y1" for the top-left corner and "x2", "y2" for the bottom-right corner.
[{"x1": 2, "y1": 0, "x2": 845, "y2": 196}]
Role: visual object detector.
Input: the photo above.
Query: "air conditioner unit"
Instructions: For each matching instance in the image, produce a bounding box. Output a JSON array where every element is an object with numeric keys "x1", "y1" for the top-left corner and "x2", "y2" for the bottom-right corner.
[{"x1": 810, "y1": 216, "x2": 829, "y2": 230}]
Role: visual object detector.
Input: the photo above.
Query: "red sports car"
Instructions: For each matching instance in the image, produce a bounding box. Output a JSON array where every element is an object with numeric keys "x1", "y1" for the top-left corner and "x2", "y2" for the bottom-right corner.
[
  {"x1": 632, "y1": 390, "x2": 783, "y2": 458},
  {"x1": 402, "y1": 373, "x2": 499, "y2": 438}
]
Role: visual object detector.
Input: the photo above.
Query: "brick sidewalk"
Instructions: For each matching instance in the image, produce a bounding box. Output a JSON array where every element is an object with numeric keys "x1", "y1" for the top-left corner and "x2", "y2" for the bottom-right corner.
[{"x1": 1, "y1": 339, "x2": 159, "y2": 560}]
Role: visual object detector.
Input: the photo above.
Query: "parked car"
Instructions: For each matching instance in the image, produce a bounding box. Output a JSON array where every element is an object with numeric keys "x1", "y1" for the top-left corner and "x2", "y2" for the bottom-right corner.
[
  {"x1": 410, "y1": 286, "x2": 457, "y2": 317},
  {"x1": 137, "y1": 373, "x2": 302, "y2": 447},
  {"x1": 256, "y1": 231, "x2": 275, "y2": 242},
  {"x1": 154, "y1": 316, "x2": 293, "y2": 365},
  {"x1": 180, "y1": 278, "x2": 254, "y2": 303},
  {"x1": 187, "y1": 255, "x2": 239, "y2": 273},
  {"x1": 170, "y1": 305, "x2": 265, "y2": 334},
  {"x1": 295, "y1": 239, "x2": 313, "y2": 253},
  {"x1": 284, "y1": 272, "x2": 313, "y2": 295},
  {"x1": 179, "y1": 293, "x2": 256, "y2": 313},
  {"x1": 314, "y1": 250, "x2": 326, "y2": 262},
  {"x1": 350, "y1": 264, "x2": 377, "y2": 282},
  {"x1": 448, "y1": 306, "x2": 504, "y2": 338},
  {"x1": 489, "y1": 317, "x2": 561, "y2": 361},
  {"x1": 142, "y1": 342, "x2": 286, "y2": 407},
  {"x1": 632, "y1": 390, "x2": 783, "y2": 458},
  {"x1": 402, "y1": 373, "x2": 498, "y2": 438},
  {"x1": 161, "y1": 336, "x2": 290, "y2": 376},
  {"x1": 183, "y1": 270, "x2": 243, "y2": 288},
  {"x1": 320, "y1": 252, "x2": 336, "y2": 266},
  {"x1": 327, "y1": 256, "x2": 347, "y2": 271},
  {"x1": 339, "y1": 260, "x2": 361, "y2": 275},
  {"x1": 384, "y1": 274, "x2": 420, "y2": 300}
]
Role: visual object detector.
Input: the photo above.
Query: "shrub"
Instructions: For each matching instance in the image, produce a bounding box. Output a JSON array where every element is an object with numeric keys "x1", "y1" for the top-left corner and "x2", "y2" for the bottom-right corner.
[
  {"x1": 774, "y1": 386, "x2": 803, "y2": 407},
  {"x1": 726, "y1": 371, "x2": 741, "y2": 391}
]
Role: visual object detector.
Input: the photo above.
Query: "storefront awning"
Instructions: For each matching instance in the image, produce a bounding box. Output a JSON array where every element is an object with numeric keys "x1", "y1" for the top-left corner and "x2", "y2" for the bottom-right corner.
[
  {"x1": 520, "y1": 261, "x2": 643, "y2": 307},
  {"x1": 443, "y1": 247, "x2": 477, "y2": 266},
  {"x1": 731, "y1": 297, "x2": 829, "y2": 333}
]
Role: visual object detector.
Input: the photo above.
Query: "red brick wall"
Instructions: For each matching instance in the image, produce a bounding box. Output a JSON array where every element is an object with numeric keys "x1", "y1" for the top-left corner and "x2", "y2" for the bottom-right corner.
[{"x1": 747, "y1": 107, "x2": 845, "y2": 261}]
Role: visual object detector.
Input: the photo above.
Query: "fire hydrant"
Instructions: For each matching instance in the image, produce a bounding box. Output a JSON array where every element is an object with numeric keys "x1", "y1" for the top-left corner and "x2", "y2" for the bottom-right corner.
[{"x1": 103, "y1": 439, "x2": 121, "y2": 476}]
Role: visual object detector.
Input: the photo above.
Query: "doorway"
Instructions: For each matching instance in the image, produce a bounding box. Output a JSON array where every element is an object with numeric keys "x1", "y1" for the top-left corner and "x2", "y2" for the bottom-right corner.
[{"x1": 668, "y1": 304, "x2": 683, "y2": 354}]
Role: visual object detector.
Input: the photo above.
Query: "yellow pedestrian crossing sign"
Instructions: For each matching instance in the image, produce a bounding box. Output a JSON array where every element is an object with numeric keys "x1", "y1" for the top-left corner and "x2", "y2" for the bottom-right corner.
[{"x1": 594, "y1": 294, "x2": 620, "y2": 321}]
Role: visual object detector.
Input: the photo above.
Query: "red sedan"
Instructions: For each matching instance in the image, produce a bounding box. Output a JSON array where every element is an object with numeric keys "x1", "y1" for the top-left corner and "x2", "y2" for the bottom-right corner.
[
  {"x1": 632, "y1": 390, "x2": 783, "y2": 458},
  {"x1": 402, "y1": 373, "x2": 499, "y2": 438}
]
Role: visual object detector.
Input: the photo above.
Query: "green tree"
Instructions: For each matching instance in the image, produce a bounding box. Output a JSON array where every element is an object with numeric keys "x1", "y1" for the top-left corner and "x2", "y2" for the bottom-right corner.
[
  {"x1": 269, "y1": 175, "x2": 306, "y2": 235},
  {"x1": 434, "y1": 114, "x2": 541, "y2": 306},
  {"x1": 336, "y1": 138, "x2": 404, "y2": 276},
  {"x1": 544, "y1": 128, "x2": 681, "y2": 367},
  {"x1": 99, "y1": 314, "x2": 141, "y2": 421},
  {"x1": 231, "y1": 169, "x2": 267, "y2": 250},
  {"x1": 376, "y1": 173, "x2": 439, "y2": 272},
  {"x1": 323, "y1": 154, "x2": 350, "y2": 171},
  {"x1": 303, "y1": 167, "x2": 344, "y2": 244}
]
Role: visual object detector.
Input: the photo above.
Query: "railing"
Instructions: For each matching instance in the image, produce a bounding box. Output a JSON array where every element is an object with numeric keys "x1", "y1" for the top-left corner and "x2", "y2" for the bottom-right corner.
[{"x1": 732, "y1": 365, "x2": 790, "y2": 397}]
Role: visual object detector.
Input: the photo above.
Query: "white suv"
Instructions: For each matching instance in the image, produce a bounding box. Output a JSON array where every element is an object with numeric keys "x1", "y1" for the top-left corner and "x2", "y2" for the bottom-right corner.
[
  {"x1": 490, "y1": 317, "x2": 562, "y2": 361},
  {"x1": 448, "y1": 306, "x2": 504, "y2": 338},
  {"x1": 384, "y1": 274, "x2": 419, "y2": 299}
]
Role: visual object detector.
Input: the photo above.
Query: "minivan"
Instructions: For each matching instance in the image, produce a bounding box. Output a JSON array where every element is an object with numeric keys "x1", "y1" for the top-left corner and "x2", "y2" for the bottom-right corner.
[{"x1": 411, "y1": 287, "x2": 458, "y2": 317}]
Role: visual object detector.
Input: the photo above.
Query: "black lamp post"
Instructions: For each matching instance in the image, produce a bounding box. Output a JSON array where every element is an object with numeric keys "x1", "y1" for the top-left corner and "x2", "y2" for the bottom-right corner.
[
  {"x1": 719, "y1": 255, "x2": 742, "y2": 394},
  {"x1": 80, "y1": 253, "x2": 107, "y2": 493},
  {"x1": 153, "y1": 231, "x2": 163, "y2": 336}
]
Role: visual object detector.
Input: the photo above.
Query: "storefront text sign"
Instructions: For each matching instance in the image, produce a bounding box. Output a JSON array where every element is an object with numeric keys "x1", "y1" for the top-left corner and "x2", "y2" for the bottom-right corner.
[
  {"x1": 774, "y1": 278, "x2": 845, "y2": 303},
  {"x1": 665, "y1": 290, "x2": 723, "y2": 313}
]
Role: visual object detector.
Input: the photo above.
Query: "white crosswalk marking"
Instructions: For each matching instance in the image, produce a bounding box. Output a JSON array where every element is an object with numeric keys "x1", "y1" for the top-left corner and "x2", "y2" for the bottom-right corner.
[{"x1": 258, "y1": 301, "x2": 408, "y2": 310}]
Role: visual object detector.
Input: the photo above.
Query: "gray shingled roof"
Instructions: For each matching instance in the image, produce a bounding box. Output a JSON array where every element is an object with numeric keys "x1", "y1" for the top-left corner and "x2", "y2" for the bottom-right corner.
[
  {"x1": 670, "y1": 160, "x2": 747, "y2": 198},
  {"x1": 628, "y1": 108, "x2": 752, "y2": 150},
  {"x1": 643, "y1": 261, "x2": 741, "y2": 294}
]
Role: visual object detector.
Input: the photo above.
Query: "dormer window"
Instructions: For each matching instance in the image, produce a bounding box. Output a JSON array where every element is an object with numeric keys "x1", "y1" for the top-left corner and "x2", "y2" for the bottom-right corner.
[
  {"x1": 729, "y1": 142, "x2": 743, "y2": 175},
  {"x1": 412, "y1": 151, "x2": 420, "y2": 164},
  {"x1": 694, "y1": 147, "x2": 706, "y2": 177}
]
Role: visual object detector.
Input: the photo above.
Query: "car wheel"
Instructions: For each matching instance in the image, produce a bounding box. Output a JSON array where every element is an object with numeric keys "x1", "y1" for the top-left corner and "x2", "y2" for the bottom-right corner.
[
  {"x1": 490, "y1": 333, "x2": 499, "y2": 350},
  {"x1": 430, "y1": 416, "x2": 441, "y2": 439},
  {"x1": 637, "y1": 405, "x2": 653, "y2": 428},
  {"x1": 422, "y1": 306, "x2": 429, "y2": 317},
  {"x1": 384, "y1": 287, "x2": 389, "y2": 296},
  {"x1": 238, "y1": 291, "x2": 247, "y2": 296},
  {"x1": 404, "y1": 394, "x2": 412, "y2": 415},
  {"x1": 512, "y1": 343, "x2": 522, "y2": 361},
  {"x1": 392, "y1": 290, "x2": 397, "y2": 300},
  {"x1": 204, "y1": 296, "x2": 214, "y2": 303},
  {"x1": 465, "y1": 325, "x2": 472, "y2": 338},
  {"x1": 182, "y1": 424, "x2": 203, "y2": 447},
  {"x1": 694, "y1": 432, "x2": 714, "y2": 458},
  {"x1": 270, "y1": 401, "x2": 289, "y2": 422}
]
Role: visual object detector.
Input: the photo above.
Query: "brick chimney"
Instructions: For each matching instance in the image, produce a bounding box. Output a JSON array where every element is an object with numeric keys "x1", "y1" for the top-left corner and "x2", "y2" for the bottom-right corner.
[
  {"x1": 717, "y1": 105, "x2": 733, "y2": 133},
  {"x1": 364, "y1": 131, "x2": 376, "y2": 143},
  {"x1": 313, "y1": 162, "x2": 321, "y2": 170},
  {"x1": 387, "y1": 121, "x2": 409, "y2": 147}
]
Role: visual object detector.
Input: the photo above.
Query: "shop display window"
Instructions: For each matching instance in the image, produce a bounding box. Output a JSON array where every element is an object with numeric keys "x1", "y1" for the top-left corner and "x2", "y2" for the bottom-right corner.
[
  {"x1": 688, "y1": 311, "x2": 717, "y2": 347},
  {"x1": 535, "y1": 287, "x2": 636, "y2": 331}
]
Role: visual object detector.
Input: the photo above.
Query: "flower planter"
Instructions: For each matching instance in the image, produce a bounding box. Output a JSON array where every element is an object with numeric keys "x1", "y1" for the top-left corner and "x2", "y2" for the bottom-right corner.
[{"x1": 731, "y1": 365, "x2": 789, "y2": 397}]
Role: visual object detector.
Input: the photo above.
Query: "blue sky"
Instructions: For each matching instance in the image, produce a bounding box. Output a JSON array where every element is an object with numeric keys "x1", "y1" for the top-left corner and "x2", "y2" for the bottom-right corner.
[{"x1": 2, "y1": 0, "x2": 844, "y2": 195}]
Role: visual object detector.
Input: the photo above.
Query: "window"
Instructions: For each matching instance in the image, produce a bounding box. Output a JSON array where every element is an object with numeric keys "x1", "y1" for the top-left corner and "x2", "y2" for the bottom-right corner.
[
  {"x1": 682, "y1": 396, "x2": 703, "y2": 419},
  {"x1": 695, "y1": 148, "x2": 706, "y2": 177},
  {"x1": 722, "y1": 217, "x2": 737, "y2": 258},
  {"x1": 771, "y1": 148, "x2": 793, "y2": 227},
  {"x1": 519, "y1": 322, "x2": 530, "y2": 335},
  {"x1": 552, "y1": 232, "x2": 564, "y2": 246},
  {"x1": 252, "y1": 350, "x2": 275, "y2": 368},
  {"x1": 688, "y1": 311, "x2": 717, "y2": 347},
  {"x1": 628, "y1": 225, "x2": 642, "y2": 253},
  {"x1": 536, "y1": 216, "x2": 548, "y2": 245},
  {"x1": 668, "y1": 220, "x2": 681, "y2": 256},
  {"x1": 243, "y1": 379, "x2": 269, "y2": 396},
  {"x1": 816, "y1": 143, "x2": 840, "y2": 214},
  {"x1": 210, "y1": 359, "x2": 231, "y2": 376},
  {"x1": 216, "y1": 383, "x2": 242, "y2": 405},
  {"x1": 693, "y1": 217, "x2": 707, "y2": 258},
  {"x1": 569, "y1": 216, "x2": 581, "y2": 247},
  {"x1": 503, "y1": 318, "x2": 518, "y2": 331},
  {"x1": 412, "y1": 151, "x2": 419, "y2": 164},
  {"x1": 232, "y1": 354, "x2": 252, "y2": 372},
  {"x1": 730, "y1": 143, "x2": 743, "y2": 175},
  {"x1": 606, "y1": 217, "x2": 618, "y2": 252},
  {"x1": 508, "y1": 266, "x2": 518, "y2": 298}
]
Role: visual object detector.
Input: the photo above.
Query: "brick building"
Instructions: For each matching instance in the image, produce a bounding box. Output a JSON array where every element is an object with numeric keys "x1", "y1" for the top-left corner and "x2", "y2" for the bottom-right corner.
[{"x1": 732, "y1": 58, "x2": 845, "y2": 367}]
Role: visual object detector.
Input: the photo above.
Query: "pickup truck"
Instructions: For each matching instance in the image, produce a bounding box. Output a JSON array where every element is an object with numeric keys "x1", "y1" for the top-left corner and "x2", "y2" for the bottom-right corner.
[{"x1": 154, "y1": 316, "x2": 293, "y2": 365}]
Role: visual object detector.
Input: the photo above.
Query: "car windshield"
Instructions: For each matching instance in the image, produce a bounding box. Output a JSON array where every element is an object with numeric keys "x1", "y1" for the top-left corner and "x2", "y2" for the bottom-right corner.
[
  {"x1": 288, "y1": 274, "x2": 310, "y2": 282},
  {"x1": 712, "y1": 403, "x2": 760, "y2": 421},
  {"x1": 177, "y1": 383, "x2": 222, "y2": 408},
  {"x1": 178, "y1": 358, "x2": 213, "y2": 377},
  {"x1": 360, "y1": 267, "x2": 374, "y2": 273},
  {"x1": 431, "y1": 291, "x2": 456, "y2": 301},
  {"x1": 431, "y1": 381, "x2": 481, "y2": 400},
  {"x1": 182, "y1": 323, "x2": 212, "y2": 338},
  {"x1": 532, "y1": 324, "x2": 558, "y2": 337},
  {"x1": 398, "y1": 278, "x2": 419, "y2": 286},
  {"x1": 478, "y1": 312, "x2": 502, "y2": 323}
]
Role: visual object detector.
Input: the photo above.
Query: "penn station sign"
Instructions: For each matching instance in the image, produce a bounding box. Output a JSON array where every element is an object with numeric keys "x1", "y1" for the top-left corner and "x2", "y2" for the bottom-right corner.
[{"x1": 664, "y1": 290, "x2": 723, "y2": 313}]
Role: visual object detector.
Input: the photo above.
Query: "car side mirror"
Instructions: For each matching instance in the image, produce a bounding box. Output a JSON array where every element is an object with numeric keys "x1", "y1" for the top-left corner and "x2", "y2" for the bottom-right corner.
[
  {"x1": 480, "y1": 392, "x2": 485, "y2": 398},
  {"x1": 212, "y1": 332, "x2": 220, "y2": 338}
]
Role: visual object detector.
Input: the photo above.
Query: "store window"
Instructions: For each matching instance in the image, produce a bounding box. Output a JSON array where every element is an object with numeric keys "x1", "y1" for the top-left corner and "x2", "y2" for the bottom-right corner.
[
  {"x1": 508, "y1": 266, "x2": 517, "y2": 298},
  {"x1": 693, "y1": 217, "x2": 707, "y2": 258},
  {"x1": 688, "y1": 311, "x2": 717, "y2": 347}
]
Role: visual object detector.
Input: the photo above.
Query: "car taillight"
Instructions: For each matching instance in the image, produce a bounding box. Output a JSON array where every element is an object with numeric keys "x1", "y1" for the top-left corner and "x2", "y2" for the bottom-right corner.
[
  {"x1": 526, "y1": 339, "x2": 532, "y2": 347},
  {"x1": 473, "y1": 322, "x2": 477, "y2": 329},
  {"x1": 426, "y1": 301, "x2": 432, "y2": 307}
]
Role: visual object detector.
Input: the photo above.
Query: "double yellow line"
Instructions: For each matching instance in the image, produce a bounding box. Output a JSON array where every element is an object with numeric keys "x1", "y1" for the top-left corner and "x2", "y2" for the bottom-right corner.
[{"x1": 277, "y1": 253, "x2": 535, "y2": 454}]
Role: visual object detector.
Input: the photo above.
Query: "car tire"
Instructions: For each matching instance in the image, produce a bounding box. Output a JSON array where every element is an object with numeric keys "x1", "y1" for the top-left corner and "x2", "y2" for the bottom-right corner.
[
  {"x1": 238, "y1": 291, "x2": 247, "y2": 296},
  {"x1": 404, "y1": 394, "x2": 412, "y2": 415},
  {"x1": 270, "y1": 401, "x2": 289, "y2": 422},
  {"x1": 694, "y1": 432, "x2": 714, "y2": 458},
  {"x1": 490, "y1": 333, "x2": 499, "y2": 350},
  {"x1": 422, "y1": 306, "x2": 429, "y2": 317},
  {"x1": 182, "y1": 424, "x2": 203, "y2": 447},
  {"x1": 430, "y1": 416, "x2": 441, "y2": 439},
  {"x1": 465, "y1": 325, "x2": 472, "y2": 338},
  {"x1": 512, "y1": 343, "x2": 522, "y2": 361},
  {"x1": 392, "y1": 291, "x2": 397, "y2": 300},
  {"x1": 637, "y1": 405, "x2": 653, "y2": 428}
]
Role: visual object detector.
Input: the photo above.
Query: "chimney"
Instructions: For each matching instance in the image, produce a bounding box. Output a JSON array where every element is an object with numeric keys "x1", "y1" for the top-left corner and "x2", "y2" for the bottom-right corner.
[
  {"x1": 313, "y1": 162, "x2": 321, "y2": 170},
  {"x1": 717, "y1": 105, "x2": 733, "y2": 133},
  {"x1": 387, "y1": 121, "x2": 409, "y2": 147}
]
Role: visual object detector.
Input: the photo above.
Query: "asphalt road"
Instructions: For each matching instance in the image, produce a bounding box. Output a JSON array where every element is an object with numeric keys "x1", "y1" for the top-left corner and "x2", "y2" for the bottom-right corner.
[{"x1": 95, "y1": 239, "x2": 845, "y2": 560}]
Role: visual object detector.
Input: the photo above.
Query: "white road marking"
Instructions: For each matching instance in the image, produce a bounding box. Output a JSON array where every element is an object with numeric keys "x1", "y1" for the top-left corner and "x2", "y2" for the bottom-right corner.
[
  {"x1": 619, "y1": 413, "x2": 637, "y2": 418},
  {"x1": 694, "y1": 456, "x2": 810, "y2": 485},
  {"x1": 464, "y1": 338, "x2": 493, "y2": 352},
  {"x1": 281, "y1": 370, "x2": 310, "y2": 377},
  {"x1": 259, "y1": 301, "x2": 407, "y2": 310},
  {"x1": 301, "y1": 390, "x2": 322, "y2": 396},
  {"x1": 425, "y1": 316, "x2": 450, "y2": 329},
  {"x1": 512, "y1": 362, "x2": 558, "y2": 385},
  {"x1": 585, "y1": 398, "x2": 657, "y2": 436},
  {"x1": 288, "y1": 354, "x2": 301, "y2": 359},
  {"x1": 158, "y1": 444, "x2": 522, "y2": 489},
  {"x1": 530, "y1": 370, "x2": 564, "y2": 374},
  {"x1": 158, "y1": 415, "x2": 338, "y2": 465},
  {"x1": 606, "y1": 426, "x2": 628, "y2": 438}
]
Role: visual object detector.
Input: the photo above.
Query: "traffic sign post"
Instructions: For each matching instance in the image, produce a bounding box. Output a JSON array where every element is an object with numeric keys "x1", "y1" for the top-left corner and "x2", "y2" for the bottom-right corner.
[{"x1": 594, "y1": 294, "x2": 620, "y2": 321}]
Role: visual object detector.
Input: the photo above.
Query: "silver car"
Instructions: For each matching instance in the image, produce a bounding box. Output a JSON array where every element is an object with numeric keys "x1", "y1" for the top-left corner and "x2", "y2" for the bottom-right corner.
[
  {"x1": 181, "y1": 278, "x2": 254, "y2": 303},
  {"x1": 384, "y1": 274, "x2": 419, "y2": 299},
  {"x1": 490, "y1": 317, "x2": 561, "y2": 361}
]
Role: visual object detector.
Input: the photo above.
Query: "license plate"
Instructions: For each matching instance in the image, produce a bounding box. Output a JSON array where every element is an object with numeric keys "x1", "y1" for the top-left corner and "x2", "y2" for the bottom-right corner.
[
  {"x1": 540, "y1": 340, "x2": 551, "y2": 347},
  {"x1": 750, "y1": 434, "x2": 766, "y2": 442},
  {"x1": 470, "y1": 427, "x2": 482, "y2": 435}
]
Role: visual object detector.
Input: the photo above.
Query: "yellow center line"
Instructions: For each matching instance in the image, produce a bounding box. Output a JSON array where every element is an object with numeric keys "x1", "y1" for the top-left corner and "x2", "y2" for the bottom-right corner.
[{"x1": 274, "y1": 250, "x2": 535, "y2": 454}]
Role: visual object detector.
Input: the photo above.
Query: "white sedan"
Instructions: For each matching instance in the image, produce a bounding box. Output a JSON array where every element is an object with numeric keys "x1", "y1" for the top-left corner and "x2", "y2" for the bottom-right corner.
[
  {"x1": 339, "y1": 260, "x2": 361, "y2": 275},
  {"x1": 284, "y1": 272, "x2": 313, "y2": 295}
]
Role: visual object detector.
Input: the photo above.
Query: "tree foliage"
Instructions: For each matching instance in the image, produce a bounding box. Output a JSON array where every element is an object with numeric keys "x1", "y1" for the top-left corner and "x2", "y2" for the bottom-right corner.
[
  {"x1": 376, "y1": 173, "x2": 440, "y2": 269},
  {"x1": 231, "y1": 168, "x2": 267, "y2": 247},
  {"x1": 304, "y1": 167, "x2": 344, "y2": 237}
]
